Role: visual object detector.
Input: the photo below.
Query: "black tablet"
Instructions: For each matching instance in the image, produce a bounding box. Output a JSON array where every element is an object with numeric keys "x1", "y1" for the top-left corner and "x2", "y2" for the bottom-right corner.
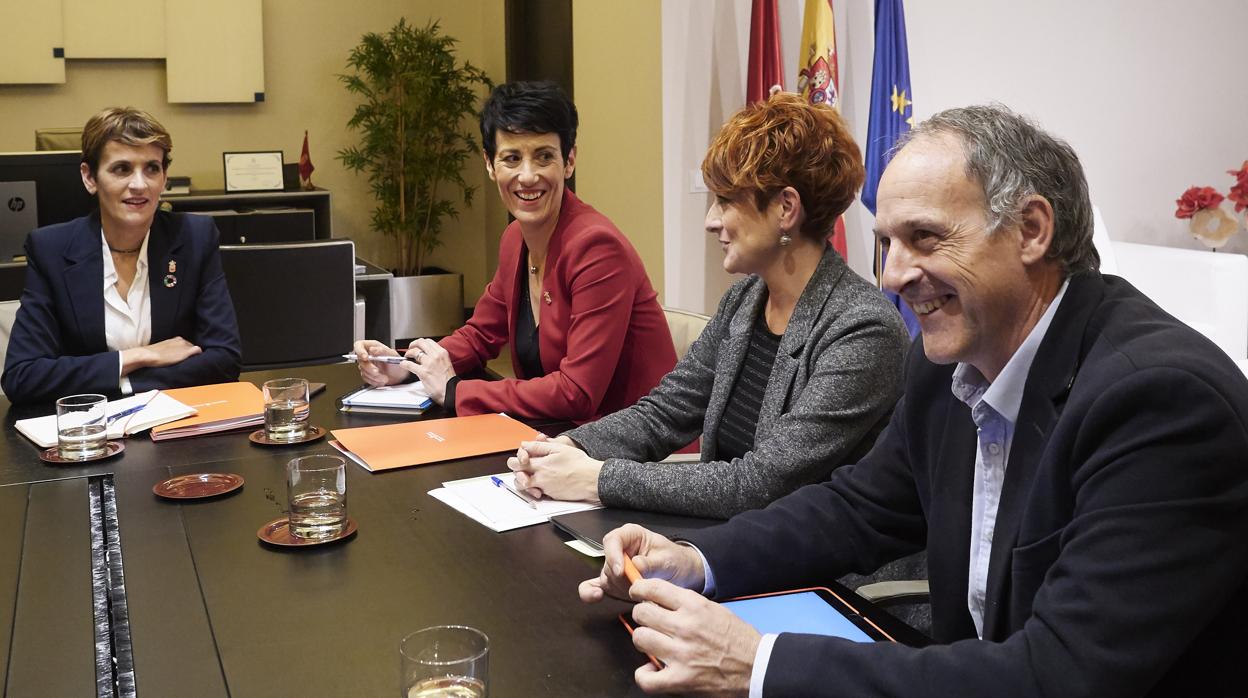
[{"x1": 721, "y1": 587, "x2": 891, "y2": 642}]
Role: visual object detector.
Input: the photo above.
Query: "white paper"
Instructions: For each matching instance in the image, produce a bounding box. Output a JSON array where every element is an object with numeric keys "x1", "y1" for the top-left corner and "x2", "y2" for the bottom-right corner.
[
  {"x1": 342, "y1": 382, "x2": 432, "y2": 408},
  {"x1": 429, "y1": 472, "x2": 602, "y2": 532},
  {"x1": 565, "y1": 539, "x2": 606, "y2": 558},
  {"x1": 15, "y1": 390, "x2": 197, "y2": 448}
]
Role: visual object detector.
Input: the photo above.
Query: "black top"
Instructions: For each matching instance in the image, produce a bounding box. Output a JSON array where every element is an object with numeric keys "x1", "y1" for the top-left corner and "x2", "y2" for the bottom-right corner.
[
  {"x1": 515, "y1": 274, "x2": 545, "y2": 379},
  {"x1": 715, "y1": 311, "x2": 782, "y2": 461}
]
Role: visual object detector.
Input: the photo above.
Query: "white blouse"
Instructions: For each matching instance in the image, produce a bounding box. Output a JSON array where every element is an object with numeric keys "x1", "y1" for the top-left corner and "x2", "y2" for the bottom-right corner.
[{"x1": 101, "y1": 230, "x2": 152, "y2": 394}]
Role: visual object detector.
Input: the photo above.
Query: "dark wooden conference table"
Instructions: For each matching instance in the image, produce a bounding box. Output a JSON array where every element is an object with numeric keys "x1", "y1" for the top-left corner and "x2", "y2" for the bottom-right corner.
[{"x1": 0, "y1": 363, "x2": 924, "y2": 697}]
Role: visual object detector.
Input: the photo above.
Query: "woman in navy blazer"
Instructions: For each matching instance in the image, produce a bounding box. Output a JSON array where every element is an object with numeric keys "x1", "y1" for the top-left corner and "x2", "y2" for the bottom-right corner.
[{"x1": 2, "y1": 107, "x2": 240, "y2": 404}]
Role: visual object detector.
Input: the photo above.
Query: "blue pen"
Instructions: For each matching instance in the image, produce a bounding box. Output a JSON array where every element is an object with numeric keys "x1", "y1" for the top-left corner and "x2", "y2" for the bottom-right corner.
[
  {"x1": 491, "y1": 475, "x2": 539, "y2": 509},
  {"x1": 107, "y1": 403, "x2": 146, "y2": 424}
]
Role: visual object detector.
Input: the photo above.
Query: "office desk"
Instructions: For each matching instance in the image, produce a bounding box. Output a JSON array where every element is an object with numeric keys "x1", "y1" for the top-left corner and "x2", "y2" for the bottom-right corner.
[{"x1": 0, "y1": 363, "x2": 923, "y2": 697}]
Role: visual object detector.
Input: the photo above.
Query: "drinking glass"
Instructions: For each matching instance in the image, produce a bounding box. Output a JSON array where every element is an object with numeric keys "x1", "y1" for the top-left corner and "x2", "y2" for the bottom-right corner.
[
  {"x1": 286, "y1": 454, "x2": 347, "y2": 540},
  {"x1": 263, "y1": 377, "x2": 310, "y2": 441},
  {"x1": 56, "y1": 393, "x2": 108, "y2": 459},
  {"x1": 400, "y1": 626, "x2": 489, "y2": 698}
]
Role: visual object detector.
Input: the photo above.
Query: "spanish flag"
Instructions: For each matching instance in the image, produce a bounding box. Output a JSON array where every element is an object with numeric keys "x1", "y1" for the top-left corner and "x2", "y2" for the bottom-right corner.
[{"x1": 797, "y1": 0, "x2": 848, "y2": 259}]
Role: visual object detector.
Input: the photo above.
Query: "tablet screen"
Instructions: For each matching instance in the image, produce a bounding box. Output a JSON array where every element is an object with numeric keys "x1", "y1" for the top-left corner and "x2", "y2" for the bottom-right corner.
[{"x1": 722, "y1": 591, "x2": 875, "y2": 642}]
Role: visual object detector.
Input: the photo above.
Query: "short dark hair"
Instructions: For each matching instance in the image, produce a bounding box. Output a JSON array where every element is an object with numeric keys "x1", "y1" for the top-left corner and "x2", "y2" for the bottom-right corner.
[
  {"x1": 81, "y1": 107, "x2": 172, "y2": 176},
  {"x1": 479, "y1": 81, "x2": 578, "y2": 161}
]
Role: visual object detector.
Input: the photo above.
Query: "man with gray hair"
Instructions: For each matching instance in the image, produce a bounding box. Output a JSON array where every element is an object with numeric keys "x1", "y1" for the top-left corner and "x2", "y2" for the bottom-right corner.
[{"x1": 580, "y1": 104, "x2": 1248, "y2": 696}]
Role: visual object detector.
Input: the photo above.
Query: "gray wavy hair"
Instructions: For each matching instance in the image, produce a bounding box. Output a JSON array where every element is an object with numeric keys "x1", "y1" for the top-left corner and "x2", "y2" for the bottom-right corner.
[{"x1": 898, "y1": 104, "x2": 1099, "y2": 275}]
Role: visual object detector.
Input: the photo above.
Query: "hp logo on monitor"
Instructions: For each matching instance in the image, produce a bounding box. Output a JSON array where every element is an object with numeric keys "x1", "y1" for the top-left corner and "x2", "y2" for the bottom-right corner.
[{"x1": 6, "y1": 196, "x2": 24, "y2": 212}]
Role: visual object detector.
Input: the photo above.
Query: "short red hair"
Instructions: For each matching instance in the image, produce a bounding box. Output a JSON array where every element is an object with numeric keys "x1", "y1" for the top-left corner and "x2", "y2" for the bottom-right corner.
[{"x1": 702, "y1": 92, "x2": 864, "y2": 241}]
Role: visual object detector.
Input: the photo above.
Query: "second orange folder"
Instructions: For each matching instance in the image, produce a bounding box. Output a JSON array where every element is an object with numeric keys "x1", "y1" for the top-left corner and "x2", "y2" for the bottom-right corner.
[{"x1": 330, "y1": 413, "x2": 539, "y2": 472}]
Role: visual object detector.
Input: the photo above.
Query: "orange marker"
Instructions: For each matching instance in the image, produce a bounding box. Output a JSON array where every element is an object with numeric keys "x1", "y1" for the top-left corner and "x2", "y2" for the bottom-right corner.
[{"x1": 622, "y1": 556, "x2": 642, "y2": 585}]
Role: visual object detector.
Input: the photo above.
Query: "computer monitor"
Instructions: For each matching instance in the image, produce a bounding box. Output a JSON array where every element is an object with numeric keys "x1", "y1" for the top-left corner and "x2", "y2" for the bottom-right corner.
[{"x1": 0, "y1": 151, "x2": 96, "y2": 230}]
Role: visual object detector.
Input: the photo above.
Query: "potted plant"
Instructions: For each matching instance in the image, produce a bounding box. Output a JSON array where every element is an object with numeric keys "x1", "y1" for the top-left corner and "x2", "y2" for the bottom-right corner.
[{"x1": 338, "y1": 18, "x2": 492, "y2": 341}]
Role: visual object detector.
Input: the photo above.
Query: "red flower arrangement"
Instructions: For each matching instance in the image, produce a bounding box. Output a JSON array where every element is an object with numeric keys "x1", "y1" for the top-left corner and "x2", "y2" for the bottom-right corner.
[
  {"x1": 1227, "y1": 160, "x2": 1248, "y2": 213},
  {"x1": 1175, "y1": 186, "x2": 1225, "y2": 219}
]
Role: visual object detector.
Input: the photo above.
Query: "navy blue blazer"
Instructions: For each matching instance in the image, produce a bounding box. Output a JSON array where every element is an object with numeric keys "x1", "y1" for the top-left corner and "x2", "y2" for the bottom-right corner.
[
  {"x1": 2, "y1": 211, "x2": 241, "y2": 404},
  {"x1": 687, "y1": 272, "x2": 1248, "y2": 696}
]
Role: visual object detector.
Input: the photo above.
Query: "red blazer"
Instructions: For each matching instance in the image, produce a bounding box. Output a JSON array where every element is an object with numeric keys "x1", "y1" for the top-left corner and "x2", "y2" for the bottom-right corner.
[{"x1": 440, "y1": 190, "x2": 675, "y2": 422}]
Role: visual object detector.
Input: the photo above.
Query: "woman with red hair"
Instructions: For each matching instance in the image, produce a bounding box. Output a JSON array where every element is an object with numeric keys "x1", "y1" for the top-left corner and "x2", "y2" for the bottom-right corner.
[{"x1": 509, "y1": 93, "x2": 909, "y2": 518}]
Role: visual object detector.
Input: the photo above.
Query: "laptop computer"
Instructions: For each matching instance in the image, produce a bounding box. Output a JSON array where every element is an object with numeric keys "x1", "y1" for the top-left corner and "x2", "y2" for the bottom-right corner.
[{"x1": 0, "y1": 181, "x2": 37, "y2": 262}]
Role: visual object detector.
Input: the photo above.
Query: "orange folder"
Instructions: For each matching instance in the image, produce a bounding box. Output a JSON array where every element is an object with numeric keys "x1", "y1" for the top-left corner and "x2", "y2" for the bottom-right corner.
[
  {"x1": 330, "y1": 413, "x2": 539, "y2": 472},
  {"x1": 150, "y1": 382, "x2": 266, "y2": 440}
]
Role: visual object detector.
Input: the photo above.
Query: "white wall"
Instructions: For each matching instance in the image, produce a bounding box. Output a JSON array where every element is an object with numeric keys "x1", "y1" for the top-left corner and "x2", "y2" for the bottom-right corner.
[{"x1": 663, "y1": 0, "x2": 1248, "y2": 314}]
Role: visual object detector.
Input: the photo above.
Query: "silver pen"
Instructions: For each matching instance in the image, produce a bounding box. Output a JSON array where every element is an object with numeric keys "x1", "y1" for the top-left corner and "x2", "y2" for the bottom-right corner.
[{"x1": 342, "y1": 353, "x2": 409, "y2": 365}]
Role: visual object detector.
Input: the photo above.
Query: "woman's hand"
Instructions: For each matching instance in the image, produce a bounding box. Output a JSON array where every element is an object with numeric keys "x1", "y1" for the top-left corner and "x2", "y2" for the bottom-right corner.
[
  {"x1": 352, "y1": 340, "x2": 408, "y2": 387},
  {"x1": 405, "y1": 338, "x2": 456, "y2": 405},
  {"x1": 506, "y1": 439, "x2": 604, "y2": 502},
  {"x1": 120, "y1": 337, "x2": 201, "y2": 375}
]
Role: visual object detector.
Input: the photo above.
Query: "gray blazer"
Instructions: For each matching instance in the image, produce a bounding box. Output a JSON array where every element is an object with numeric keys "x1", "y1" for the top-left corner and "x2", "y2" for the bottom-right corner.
[{"x1": 565, "y1": 246, "x2": 909, "y2": 518}]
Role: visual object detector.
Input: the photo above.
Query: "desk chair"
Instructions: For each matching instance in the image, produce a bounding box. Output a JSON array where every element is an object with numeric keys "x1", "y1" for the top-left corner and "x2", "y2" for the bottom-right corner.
[
  {"x1": 0, "y1": 300, "x2": 19, "y2": 375},
  {"x1": 34, "y1": 128, "x2": 82, "y2": 151},
  {"x1": 0, "y1": 261, "x2": 26, "y2": 302},
  {"x1": 662, "y1": 306, "x2": 710, "y2": 361},
  {"x1": 220, "y1": 239, "x2": 355, "y2": 371}
]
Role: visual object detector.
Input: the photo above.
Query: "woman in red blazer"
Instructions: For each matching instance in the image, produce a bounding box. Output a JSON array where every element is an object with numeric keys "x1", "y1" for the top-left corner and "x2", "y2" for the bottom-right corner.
[{"x1": 354, "y1": 81, "x2": 675, "y2": 422}]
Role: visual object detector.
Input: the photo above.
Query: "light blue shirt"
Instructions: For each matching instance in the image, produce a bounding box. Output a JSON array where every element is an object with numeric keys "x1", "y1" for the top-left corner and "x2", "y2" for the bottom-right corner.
[
  {"x1": 738, "y1": 279, "x2": 1069, "y2": 695},
  {"x1": 953, "y1": 279, "x2": 1067, "y2": 638}
]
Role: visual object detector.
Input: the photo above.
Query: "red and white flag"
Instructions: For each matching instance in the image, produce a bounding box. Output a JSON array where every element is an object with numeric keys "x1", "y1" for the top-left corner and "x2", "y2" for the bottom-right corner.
[{"x1": 746, "y1": 0, "x2": 785, "y2": 104}]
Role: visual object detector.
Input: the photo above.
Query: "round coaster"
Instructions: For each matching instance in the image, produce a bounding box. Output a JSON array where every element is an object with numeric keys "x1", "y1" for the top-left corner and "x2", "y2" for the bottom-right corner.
[
  {"x1": 248, "y1": 425, "x2": 326, "y2": 446},
  {"x1": 257, "y1": 516, "x2": 357, "y2": 547},
  {"x1": 39, "y1": 440, "x2": 125, "y2": 464},
  {"x1": 153, "y1": 473, "x2": 244, "y2": 500}
]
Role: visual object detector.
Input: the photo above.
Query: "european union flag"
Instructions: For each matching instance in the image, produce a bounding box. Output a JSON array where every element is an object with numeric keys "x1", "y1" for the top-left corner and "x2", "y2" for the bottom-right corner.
[{"x1": 862, "y1": 0, "x2": 920, "y2": 337}]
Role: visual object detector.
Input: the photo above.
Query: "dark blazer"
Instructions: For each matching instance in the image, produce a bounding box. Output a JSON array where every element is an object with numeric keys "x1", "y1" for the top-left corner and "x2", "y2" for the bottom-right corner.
[
  {"x1": 439, "y1": 189, "x2": 675, "y2": 422},
  {"x1": 566, "y1": 245, "x2": 909, "y2": 518},
  {"x1": 687, "y1": 272, "x2": 1248, "y2": 696},
  {"x1": 2, "y1": 211, "x2": 241, "y2": 404}
]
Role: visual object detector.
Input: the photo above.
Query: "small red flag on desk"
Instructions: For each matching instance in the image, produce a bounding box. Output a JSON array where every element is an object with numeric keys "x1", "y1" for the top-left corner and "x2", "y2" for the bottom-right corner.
[{"x1": 299, "y1": 130, "x2": 315, "y2": 184}]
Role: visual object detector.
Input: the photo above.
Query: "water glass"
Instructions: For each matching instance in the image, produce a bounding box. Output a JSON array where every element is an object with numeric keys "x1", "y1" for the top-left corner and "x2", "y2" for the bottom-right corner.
[
  {"x1": 400, "y1": 626, "x2": 489, "y2": 698},
  {"x1": 286, "y1": 454, "x2": 347, "y2": 540},
  {"x1": 263, "y1": 377, "x2": 310, "y2": 441},
  {"x1": 56, "y1": 393, "x2": 108, "y2": 460}
]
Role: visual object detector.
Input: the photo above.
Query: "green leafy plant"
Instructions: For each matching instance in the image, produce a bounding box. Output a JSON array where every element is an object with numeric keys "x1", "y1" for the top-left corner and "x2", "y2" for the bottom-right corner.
[{"x1": 338, "y1": 18, "x2": 492, "y2": 276}]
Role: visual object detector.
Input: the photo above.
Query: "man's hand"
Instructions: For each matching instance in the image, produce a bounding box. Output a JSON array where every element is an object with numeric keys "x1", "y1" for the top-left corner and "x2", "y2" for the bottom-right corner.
[
  {"x1": 578, "y1": 524, "x2": 706, "y2": 604},
  {"x1": 121, "y1": 337, "x2": 201, "y2": 375},
  {"x1": 352, "y1": 339, "x2": 407, "y2": 387},
  {"x1": 629, "y1": 579, "x2": 760, "y2": 696},
  {"x1": 506, "y1": 439, "x2": 603, "y2": 502}
]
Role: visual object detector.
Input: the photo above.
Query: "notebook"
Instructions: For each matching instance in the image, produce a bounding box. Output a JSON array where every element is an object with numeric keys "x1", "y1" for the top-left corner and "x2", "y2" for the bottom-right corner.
[
  {"x1": 338, "y1": 382, "x2": 432, "y2": 415},
  {"x1": 15, "y1": 390, "x2": 196, "y2": 447}
]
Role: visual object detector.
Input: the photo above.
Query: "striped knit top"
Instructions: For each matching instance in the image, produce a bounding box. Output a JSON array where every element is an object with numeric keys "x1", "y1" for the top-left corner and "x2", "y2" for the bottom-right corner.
[{"x1": 715, "y1": 312, "x2": 782, "y2": 461}]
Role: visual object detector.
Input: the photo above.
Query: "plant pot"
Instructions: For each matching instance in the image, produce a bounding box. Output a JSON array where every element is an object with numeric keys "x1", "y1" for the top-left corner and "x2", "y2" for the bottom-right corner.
[{"x1": 388, "y1": 268, "x2": 464, "y2": 342}]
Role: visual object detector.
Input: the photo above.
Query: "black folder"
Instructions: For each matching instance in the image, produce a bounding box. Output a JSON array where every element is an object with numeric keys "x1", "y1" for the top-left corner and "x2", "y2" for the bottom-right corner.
[{"x1": 550, "y1": 508, "x2": 721, "y2": 550}]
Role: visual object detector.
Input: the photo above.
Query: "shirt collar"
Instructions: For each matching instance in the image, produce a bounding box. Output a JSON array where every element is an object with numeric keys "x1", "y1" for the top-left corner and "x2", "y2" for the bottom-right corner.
[
  {"x1": 100, "y1": 228, "x2": 151, "y2": 289},
  {"x1": 951, "y1": 278, "x2": 1070, "y2": 423}
]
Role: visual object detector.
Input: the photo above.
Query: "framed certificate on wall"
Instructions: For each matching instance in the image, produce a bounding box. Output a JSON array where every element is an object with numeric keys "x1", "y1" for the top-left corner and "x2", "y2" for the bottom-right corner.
[{"x1": 223, "y1": 151, "x2": 285, "y2": 192}]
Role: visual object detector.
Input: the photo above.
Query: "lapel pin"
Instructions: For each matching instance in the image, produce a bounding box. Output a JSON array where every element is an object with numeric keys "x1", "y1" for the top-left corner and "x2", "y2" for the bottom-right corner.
[
  {"x1": 168, "y1": 260, "x2": 176, "y2": 273},
  {"x1": 543, "y1": 291, "x2": 552, "y2": 305},
  {"x1": 165, "y1": 259, "x2": 178, "y2": 287}
]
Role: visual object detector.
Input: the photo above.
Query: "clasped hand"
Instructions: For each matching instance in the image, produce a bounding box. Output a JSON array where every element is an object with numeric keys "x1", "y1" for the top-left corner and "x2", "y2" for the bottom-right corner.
[
  {"x1": 579, "y1": 525, "x2": 760, "y2": 696},
  {"x1": 506, "y1": 436, "x2": 603, "y2": 502}
]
